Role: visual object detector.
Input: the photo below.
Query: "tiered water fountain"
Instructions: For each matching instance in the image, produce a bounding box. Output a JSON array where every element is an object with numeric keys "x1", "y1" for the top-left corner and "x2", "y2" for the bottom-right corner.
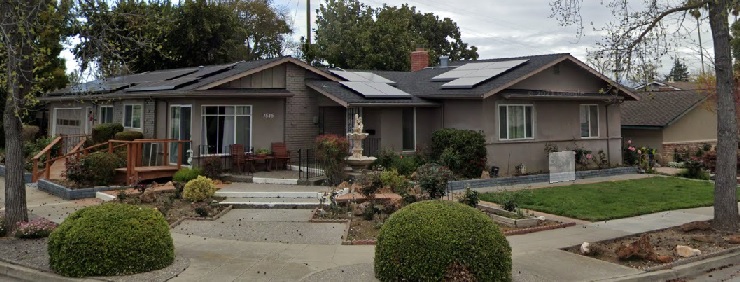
[{"x1": 345, "y1": 114, "x2": 376, "y2": 172}]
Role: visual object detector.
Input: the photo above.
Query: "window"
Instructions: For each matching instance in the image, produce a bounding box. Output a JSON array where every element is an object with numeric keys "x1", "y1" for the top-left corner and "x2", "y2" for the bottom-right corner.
[
  {"x1": 402, "y1": 108, "x2": 415, "y2": 151},
  {"x1": 580, "y1": 105, "x2": 599, "y2": 138},
  {"x1": 499, "y1": 105, "x2": 533, "y2": 140},
  {"x1": 123, "y1": 104, "x2": 142, "y2": 129},
  {"x1": 201, "y1": 105, "x2": 251, "y2": 154},
  {"x1": 99, "y1": 106, "x2": 113, "y2": 124}
]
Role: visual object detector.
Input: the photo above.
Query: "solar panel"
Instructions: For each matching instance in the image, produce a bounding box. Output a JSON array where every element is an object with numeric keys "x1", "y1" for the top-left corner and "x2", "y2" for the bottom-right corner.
[
  {"x1": 340, "y1": 81, "x2": 411, "y2": 98},
  {"x1": 441, "y1": 77, "x2": 491, "y2": 89},
  {"x1": 126, "y1": 78, "x2": 193, "y2": 92},
  {"x1": 179, "y1": 63, "x2": 237, "y2": 80},
  {"x1": 330, "y1": 70, "x2": 396, "y2": 83}
]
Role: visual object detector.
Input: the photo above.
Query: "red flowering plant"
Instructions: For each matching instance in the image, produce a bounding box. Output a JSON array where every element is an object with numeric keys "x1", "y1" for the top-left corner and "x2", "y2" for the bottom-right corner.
[
  {"x1": 315, "y1": 135, "x2": 350, "y2": 185},
  {"x1": 14, "y1": 218, "x2": 58, "y2": 239},
  {"x1": 623, "y1": 139, "x2": 639, "y2": 165}
]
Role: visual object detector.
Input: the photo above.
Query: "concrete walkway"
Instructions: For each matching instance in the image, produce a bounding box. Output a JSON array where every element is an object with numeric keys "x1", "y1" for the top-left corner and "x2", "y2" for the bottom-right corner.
[{"x1": 1, "y1": 176, "x2": 737, "y2": 282}]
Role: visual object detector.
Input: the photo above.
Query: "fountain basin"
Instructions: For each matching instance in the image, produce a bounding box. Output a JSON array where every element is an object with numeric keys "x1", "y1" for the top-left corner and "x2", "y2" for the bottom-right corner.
[{"x1": 346, "y1": 156, "x2": 376, "y2": 171}]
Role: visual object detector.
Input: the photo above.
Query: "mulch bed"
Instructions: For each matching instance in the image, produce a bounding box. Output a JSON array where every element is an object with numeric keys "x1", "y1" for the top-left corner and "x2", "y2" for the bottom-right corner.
[
  {"x1": 119, "y1": 191, "x2": 229, "y2": 226},
  {"x1": 563, "y1": 221, "x2": 740, "y2": 270}
]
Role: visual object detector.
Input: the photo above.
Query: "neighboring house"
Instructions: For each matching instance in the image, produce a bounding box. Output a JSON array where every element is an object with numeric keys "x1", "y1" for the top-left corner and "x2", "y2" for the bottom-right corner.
[
  {"x1": 622, "y1": 81, "x2": 716, "y2": 164},
  {"x1": 41, "y1": 51, "x2": 636, "y2": 175}
]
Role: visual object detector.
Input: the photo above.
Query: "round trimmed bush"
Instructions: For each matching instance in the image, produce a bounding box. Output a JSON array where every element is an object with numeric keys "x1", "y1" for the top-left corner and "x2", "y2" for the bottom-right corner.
[
  {"x1": 114, "y1": 131, "x2": 144, "y2": 141},
  {"x1": 183, "y1": 175, "x2": 216, "y2": 202},
  {"x1": 375, "y1": 200, "x2": 511, "y2": 281},
  {"x1": 48, "y1": 203, "x2": 174, "y2": 277},
  {"x1": 92, "y1": 123, "x2": 124, "y2": 144}
]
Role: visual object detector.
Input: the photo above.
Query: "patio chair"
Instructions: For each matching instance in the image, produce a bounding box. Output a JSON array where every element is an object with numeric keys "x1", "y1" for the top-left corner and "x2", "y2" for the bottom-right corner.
[
  {"x1": 271, "y1": 142, "x2": 291, "y2": 170},
  {"x1": 229, "y1": 144, "x2": 246, "y2": 172}
]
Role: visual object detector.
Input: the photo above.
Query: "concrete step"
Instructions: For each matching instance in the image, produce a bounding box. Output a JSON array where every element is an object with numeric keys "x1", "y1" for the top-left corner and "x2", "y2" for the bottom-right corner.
[
  {"x1": 219, "y1": 197, "x2": 320, "y2": 209},
  {"x1": 215, "y1": 191, "x2": 322, "y2": 199}
]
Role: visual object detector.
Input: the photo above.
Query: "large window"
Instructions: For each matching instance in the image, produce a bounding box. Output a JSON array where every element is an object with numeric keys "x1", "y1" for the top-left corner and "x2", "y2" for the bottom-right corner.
[
  {"x1": 580, "y1": 104, "x2": 599, "y2": 138},
  {"x1": 499, "y1": 105, "x2": 533, "y2": 140},
  {"x1": 123, "y1": 104, "x2": 142, "y2": 129},
  {"x1": 99, "y1": 106, "x2": 113, "y2": 124},
  {"x1": 201, "y1": 105, "x2": 251, "y2": 154},
  {"x1": 402, "y1": 108, "x2": 416, "y2": 151}
]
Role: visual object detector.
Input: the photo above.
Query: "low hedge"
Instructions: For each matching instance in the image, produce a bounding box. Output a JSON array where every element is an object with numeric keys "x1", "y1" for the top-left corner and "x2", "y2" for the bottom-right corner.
[
  {"x1": 48, "y1": 203, "x2": 174, "y2": 277},
  {"x1": 375, "y1": 200, "x2": 511, "y2": 281},
  {"x1": 92, "y1": 123, "x2": 123, "y2": 144},
  {"x1": 65, "y1": 152, "x2": 124, "y2": 186},
  {"x1": 114, "y1": 131, "x2": 144, "y2": 141}
]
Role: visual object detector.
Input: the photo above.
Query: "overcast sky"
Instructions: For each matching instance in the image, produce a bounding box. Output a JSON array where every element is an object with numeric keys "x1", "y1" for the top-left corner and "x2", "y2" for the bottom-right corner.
[{"x1": 62, "y1": 0, "x2": 715, "y2": 79}]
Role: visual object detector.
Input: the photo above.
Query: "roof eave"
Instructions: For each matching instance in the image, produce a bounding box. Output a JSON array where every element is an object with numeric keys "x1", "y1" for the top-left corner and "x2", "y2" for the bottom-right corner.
[{"x1": 39, "y1": 91, "x2": 294, "y2": 102}]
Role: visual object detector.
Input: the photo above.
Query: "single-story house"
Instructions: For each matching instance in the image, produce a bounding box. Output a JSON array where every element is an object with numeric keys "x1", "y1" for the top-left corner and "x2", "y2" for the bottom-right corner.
[
  {"x1": 41, "y1": 50, "x2": 637, "y2": 175},
  {"x1": 622, "y1": 81, "x2": 716, "y2": 163}
]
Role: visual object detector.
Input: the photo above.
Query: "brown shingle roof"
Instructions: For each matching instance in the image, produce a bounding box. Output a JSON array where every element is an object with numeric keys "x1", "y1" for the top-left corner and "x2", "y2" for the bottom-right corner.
[{"x1": 621, "y1": 90, "x2": 707, "y2": 127}]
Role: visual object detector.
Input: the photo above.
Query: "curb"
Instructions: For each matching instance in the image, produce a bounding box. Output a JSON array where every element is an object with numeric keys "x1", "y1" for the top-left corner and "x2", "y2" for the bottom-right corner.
[
  {"x1": 601, "y1": 250, "x2": 740, "y2": 282},
  {"x1": 0, "y1": 259, "x2": 104, "y2": 282}
]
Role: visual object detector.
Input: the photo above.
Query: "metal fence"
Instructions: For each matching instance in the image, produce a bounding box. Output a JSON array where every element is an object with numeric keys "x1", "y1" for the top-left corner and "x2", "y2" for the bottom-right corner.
[
  {"x1": 363, "y1": 137, "x2": 381, "y2": 157},
  {"x1": 297, "y1": 148, "x2": 325, "y2": 180}
]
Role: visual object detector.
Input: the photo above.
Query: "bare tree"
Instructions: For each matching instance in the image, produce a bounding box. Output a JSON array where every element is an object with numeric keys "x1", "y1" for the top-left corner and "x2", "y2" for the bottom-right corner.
[{"x1": 551, "y1": 0, "x2": 739, "y2": 231}]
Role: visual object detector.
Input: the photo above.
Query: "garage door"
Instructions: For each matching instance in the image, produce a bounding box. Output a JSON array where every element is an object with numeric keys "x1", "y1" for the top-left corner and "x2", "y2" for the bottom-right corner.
[{"x1": 54, "y1": 108, "x2": 83, "y2": 136}]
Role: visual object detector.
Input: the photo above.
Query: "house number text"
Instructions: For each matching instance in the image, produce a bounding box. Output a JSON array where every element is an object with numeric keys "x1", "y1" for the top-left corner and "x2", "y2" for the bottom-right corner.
[{"x1": 263, "y1": 113, "x2": 275, "y2": 119}]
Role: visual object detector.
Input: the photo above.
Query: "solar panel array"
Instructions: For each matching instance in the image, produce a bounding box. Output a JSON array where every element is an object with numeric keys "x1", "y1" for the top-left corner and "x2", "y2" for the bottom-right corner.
[
  {"x1": 126, "y1": 78, "x2": 194, "y2": 92},
  {"x1": 329, "y1": 70, "x2": 395, "y2": 84},
  {"x1": 331, "y1": 70, "x2": 411, "y2": 98},
  {"x1": 431, "y1": 59, "x2": 528, "y2": 89}
]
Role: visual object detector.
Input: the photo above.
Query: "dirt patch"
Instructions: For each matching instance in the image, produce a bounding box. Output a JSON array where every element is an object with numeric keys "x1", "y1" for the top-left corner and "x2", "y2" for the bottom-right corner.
[
  {"x1": 119, "y1": 191, "x2": 227, "y2": 225},
  {"x1": 564, "y1": 221, "x2": 740, "y2": 270},
  {"x1": 347, "y1": 219, "x2": 383, "y2": 241}
]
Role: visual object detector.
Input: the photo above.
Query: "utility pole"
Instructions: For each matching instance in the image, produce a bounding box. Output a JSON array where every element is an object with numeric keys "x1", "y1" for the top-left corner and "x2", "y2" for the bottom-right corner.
[
  {"x1": 304, "y1": 0, "x2": 312, "y2": 63},
  {"x1": 697, "y1": 17, "x2": 705, "y2": 74}
]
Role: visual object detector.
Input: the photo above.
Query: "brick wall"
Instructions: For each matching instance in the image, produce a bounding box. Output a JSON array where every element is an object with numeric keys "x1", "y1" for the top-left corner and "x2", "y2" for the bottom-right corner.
[
  {"x1": 285, "y1": 64, "x2": 320, "y2": 157},
  {"x1": 660, "y1": 141, "x2": 716, "y2": 163},
  {"x1": 410, "y1": 48, "x2": 429, "y2": 72}
]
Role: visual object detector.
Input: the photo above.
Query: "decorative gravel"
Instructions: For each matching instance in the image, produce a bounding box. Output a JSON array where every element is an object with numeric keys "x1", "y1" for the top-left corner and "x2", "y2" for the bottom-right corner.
[{"x1": 0, "y1": 237, "x2": 189, "y2": 282}]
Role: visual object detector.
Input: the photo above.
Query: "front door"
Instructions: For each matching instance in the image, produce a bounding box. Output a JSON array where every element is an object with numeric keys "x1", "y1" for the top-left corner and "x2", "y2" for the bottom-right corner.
[{"x1": 169, "y1": 105, "x2": 192, "y2": 165}]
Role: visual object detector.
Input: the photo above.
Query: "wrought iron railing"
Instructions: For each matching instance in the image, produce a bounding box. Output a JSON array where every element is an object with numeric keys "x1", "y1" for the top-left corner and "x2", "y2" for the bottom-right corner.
[{"x1": 297, "y1": 149, "x2": 325, "y2": 180}]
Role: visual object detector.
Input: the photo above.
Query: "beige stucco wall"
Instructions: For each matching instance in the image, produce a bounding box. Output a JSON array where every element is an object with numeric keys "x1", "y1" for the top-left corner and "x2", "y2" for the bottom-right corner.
[
  {"x1": 510, "y1": 60, "x2": 607, "y2": 93},
  {"x1": 379, "y1": 108, "x2": 403, "y2": 151},
  {"x1": 621, "y1": 128, "x2": 663, "y2": 152},
  {"x1": 443, "y1": 100, "x2": 483, "y2": 130},
  {"x1": 663, "y1": 106, "x2": 717, "y2": 143},
  {"x1": 416, "y1": 107, "x2": 442, "y2": 149}
]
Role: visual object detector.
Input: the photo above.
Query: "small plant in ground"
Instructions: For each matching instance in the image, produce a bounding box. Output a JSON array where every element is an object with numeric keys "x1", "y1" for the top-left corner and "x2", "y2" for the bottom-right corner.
[
  {"x1": 500, "y1": 192, "x2": 518, "y2": 212},
  {"x1": 597, "y1": 150, "x2": 608, "y2": 169},
  {"x1": 183, "y1": 176, "x2": 217, "y2": 202},
  {"x1": 415, "y1": 163, "x2": 454, "y2": 199},
  {"x1": 173, "y1": 167, "x2": 203, "y2": 182},
  {"x1": 194, "y1": 206, "x2": 209, "y2": 217},
  {"x1": 200, "y1": 156, "x2": 222, "y2": 179},
  {"x1": 379, "y1": 169, "x2": 410, "y2": 193},
  {"x1": 680, "y1": 158, "x2": 710, "y2": 180},
  {"x1": 458, "y1": 186, "x2": 479, "y2": 207},
  {"x1": 623, "y1": 139, "x2": 638, "y2": 165},
  {"x1": 14, "y1": 218, "x2": 58, "y2": 239}
]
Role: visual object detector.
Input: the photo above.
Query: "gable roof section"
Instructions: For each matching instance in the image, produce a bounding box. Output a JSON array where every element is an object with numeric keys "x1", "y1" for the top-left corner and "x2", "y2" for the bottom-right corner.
[
  {"x1": 306, "y1": 80, "x2": 438, "y2": 107},
  {"x1": 195, "y1": 57, "x2": 338, "y2": 90},
  {"x1": 621, "y1": 90, "x2": 708, "y2": 127}
]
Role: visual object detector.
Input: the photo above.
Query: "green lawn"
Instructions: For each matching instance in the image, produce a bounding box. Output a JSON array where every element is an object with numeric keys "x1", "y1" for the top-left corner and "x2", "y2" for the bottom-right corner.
[{"x1": 478, "y1": 177, "x2": 740, "y2": 221}]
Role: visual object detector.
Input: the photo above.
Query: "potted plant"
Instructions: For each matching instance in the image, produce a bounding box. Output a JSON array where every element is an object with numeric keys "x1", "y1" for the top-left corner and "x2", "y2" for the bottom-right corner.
[{"x1": 255, "y1": 148, "x2": 270, "y2": 157}]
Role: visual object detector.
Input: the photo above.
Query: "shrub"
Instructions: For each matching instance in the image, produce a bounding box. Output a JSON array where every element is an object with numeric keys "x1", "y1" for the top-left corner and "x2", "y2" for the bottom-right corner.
[
  {"x1": 65, "y1": 152, "x2": 124, "y2": 186},
  {"x1": 21, "y1": 125, "x2": 40, "y2": 143},
  {"x1": 415, "y1": 163, "x2": 454, "y2": 199},
  {"x1": 114, "y1": 131, "x2": 144, "y2": 141},
  {"x1": 92, "y1": 123, "x2": 123, "y2": 144},
  {"x1": 373, "y1": 150, "x2": 422, "y2": 176},
  {"x1": 48, "y1": 203, "x2": 174, "y2": 277},
  {"x1": 199, "y1": 156, "x2": 222, "y2": 179},
  {"x1": 358, "y1": 171, "x2": 384, "y2": 199},
  {"x1": 375, "y1": 201, "x2": 511, "y2": 281},
  {"x1": 623, "y1": 140, "x2": 638, "y2": 165},
  {"x1": 183, "y1": 176, "x2": 216, "y2": 202},
  {"x1": 681, "y1": 158, "x2": 710, "y2": 180},
  {"x1": 702, "y1": 151, "x2": 717, "y2": 172},
  {"x1": 379, "y1": 169, "x2": 410, "y2": 193},
  {"x1": 458, "y1": 187, "x2": 480, "y2": 207},
  {"x1": 315, "y1": 134, "x2": 349, "y2": 185},
  {"x1": 430, "y1": 128, "x2": 486, "y2": 179},
  {"x1": 14, "y1": 218, "x2": 58, "y2": 239},
  {"x1": 173, "y1": 167, "x2": 203, "y2": 182}
]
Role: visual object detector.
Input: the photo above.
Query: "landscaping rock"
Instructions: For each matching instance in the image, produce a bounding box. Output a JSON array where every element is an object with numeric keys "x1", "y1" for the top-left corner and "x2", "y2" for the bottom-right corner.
[
  {"x1": 140, "y1": 190, "x2": 158, "y2": 204},
  {"x1": 691, "y1": 235, "x2": 713, "y2": 243},
  {"x1": 480, "y1": 171, "x2": 490, "y2": 179},
  {"x1": 680, "y1": 221, "x2": 711, "y2": 232},
  {"x1": 353, "y1": 202, "x2": 372, "y2": 216},
  {"x1": 676, "y1": 245, "x2": 702, "y2": 258},
  {"x1": 580, "y1": 242, "x2": 591, "y2": 255},
  {"x1": 725, "y1": 235, "x2": 740, "y2": 244},
  {"x1": 337, "y1": 181, "x2": 350, "y2": 189},
  {"x1": 616, "y1": 235, "x2": 656, "y2": 260},
  {"x1": 653, "y1": 255, "x2": 674, "y2": 264}
]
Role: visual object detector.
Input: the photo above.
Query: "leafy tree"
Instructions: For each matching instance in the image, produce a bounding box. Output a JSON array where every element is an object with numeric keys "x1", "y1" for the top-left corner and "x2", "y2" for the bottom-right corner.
[
  {"x1": 552, "y1": 0, "x2": 739, "y2": 231},
  {"x1": 666, "y1": 57, "x2": 690, "y2": 82},
  {"x1": 312, "y1": 0, "x2": 478, "y2": 71}
]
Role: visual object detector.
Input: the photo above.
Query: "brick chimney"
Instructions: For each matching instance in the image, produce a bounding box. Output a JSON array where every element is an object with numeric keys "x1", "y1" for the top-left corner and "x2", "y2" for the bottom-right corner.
[{"x1": 410, "y1": 48, "x2": 429, "y2": 72}]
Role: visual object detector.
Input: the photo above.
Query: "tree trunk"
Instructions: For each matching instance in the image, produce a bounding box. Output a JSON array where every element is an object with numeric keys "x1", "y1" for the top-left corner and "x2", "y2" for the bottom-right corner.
[
  {"x1": 1, "y1": 1, "x2": 34, "y2": 233},
  {"x1": 708, "y1": 0, "x2": 740, "y2": 232}
]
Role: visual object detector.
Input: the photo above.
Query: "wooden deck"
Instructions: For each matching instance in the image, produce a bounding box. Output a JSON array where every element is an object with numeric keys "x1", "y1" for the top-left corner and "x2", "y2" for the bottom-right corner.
[{"x1": 115, "y1": 166, "x2": 181, "y2": 184}]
